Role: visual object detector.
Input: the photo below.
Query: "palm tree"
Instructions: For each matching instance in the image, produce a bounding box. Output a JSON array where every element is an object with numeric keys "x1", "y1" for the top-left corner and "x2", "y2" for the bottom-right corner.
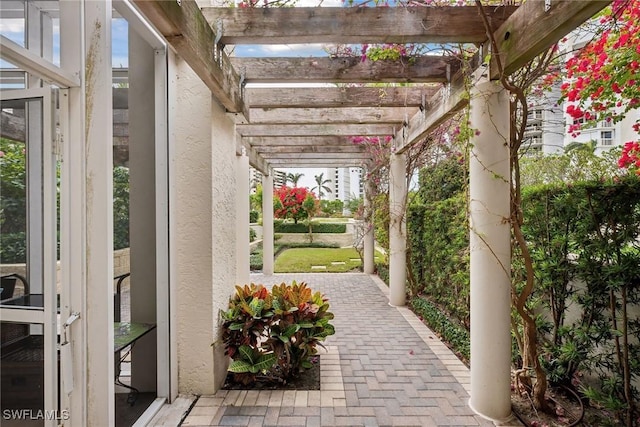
[
  {"x1": 312, "y1": 173, "x2": 332, "y2": 201},
  {"x1": 286, "y1": 172, "x2": 304, "y2": 187},
  {"x1": 564, "y1": 139, "x2": 598, "y2": 154}
]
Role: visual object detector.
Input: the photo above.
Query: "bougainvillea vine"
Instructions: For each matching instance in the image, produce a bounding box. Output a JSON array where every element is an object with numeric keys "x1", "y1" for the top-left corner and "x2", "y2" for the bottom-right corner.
[{"x1": 561, "y1": 0, "x2": 640, "y2": 173}]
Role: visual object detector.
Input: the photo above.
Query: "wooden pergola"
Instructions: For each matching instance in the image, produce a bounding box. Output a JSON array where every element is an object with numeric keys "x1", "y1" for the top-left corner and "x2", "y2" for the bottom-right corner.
[
  {"x1": 133, "y1": 0, "x2": 606, "y2": 172},
  {"x1": 130, "y1": 1, "x2": 609, "y2": 422}
]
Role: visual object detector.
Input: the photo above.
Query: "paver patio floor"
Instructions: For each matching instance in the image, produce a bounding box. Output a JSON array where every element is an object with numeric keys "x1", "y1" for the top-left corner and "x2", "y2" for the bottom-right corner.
[{"x1": 164, "y1": 273, "x2": 520, "y2": 427}]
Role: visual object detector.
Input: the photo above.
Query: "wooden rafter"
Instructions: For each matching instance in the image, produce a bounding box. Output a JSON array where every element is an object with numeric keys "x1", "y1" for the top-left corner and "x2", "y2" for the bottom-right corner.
[
  {"x1": 201, "y1": 6, "x2": 518, "y2": 45},
  {"x1": 132, "y1": 0, "x2": 247, "y2": 114},
  {"x1": 246, "y1": 86, "x2": 436, "y2": 109},
  {"x1": 232, "y1": 56, "x2": 458, "y2": 84},
  {"x1": 269, "y1": 158, "x2": 366, "y2": 167},
  {"x1": 237, "y1": 124, "x2": 397, "y2": 137},
  {"x1": 260, "y1": 152, "x2": 371, "y2": 160},
  {"x1": 245, "y1": 136, "x2": 358, "y2": 146},
  {"x1": 248, "y1": 106, "x2": 418, "y2": 125},
  {"x1": 254, "y1": 145, "x2": 365, "y2": 154},
  {"x1": 396, "y1": 71, "x2": 467, "y2": 153}
]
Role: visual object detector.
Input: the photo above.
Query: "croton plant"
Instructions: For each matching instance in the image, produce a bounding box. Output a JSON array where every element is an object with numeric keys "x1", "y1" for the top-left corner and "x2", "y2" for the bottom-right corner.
[{"x1": 220, "y1": 281, "x2": 335, "y2": 385}]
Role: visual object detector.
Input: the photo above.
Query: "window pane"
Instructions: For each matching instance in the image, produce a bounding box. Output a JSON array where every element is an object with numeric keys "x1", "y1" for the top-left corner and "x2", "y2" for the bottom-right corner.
[
  {"x1": 1, "y1": 96, "x2": 44, "y2": 309},
  {"x1": 1, "y1": 100, "x2": 28, "y2": 303}
]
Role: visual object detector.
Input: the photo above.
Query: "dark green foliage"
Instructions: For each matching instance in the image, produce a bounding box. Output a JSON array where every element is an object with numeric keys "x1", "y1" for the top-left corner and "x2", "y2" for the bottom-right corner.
[
  {"x1": 0, "y1": 139, "x2": 27, "y2": 262},
  {"x1": 249, "y1": 210, "x2": 259, "y2": 223},
  {"x1": 249, "y1": 228, "x2": 257, "y2": 242},
  {"x1": 519, "y1": 177, "x2": 640, "y2": 424},
  {"x1": 410, "y1": 297, "x2": 470, "y2": 362},
  {"x1": 407, "y1": 194, "x2": 470, "y2": 327},
  {"x1": 220, "y1": 282, "x2": 335, "y2": 385},
  {"x1": 416, "y1": 155, "x2": 466, "y2": 204},
  {"x1": 375, "y1": 262, "x2": 389, "y2": 285},
  {"x1": 0, "y1": 232, "x2": 27, "y2": 264},
  {"x1": 273, "y1": 220, "x2": 346, "y2": 234},
  {"x1": 0, "y1": 139, "x2": 26, "y2": 235},
  {"x1": 113, "y1": 166, "x2": 130, "y2": 250},
  {"x1": 568, "y1": 178, "x2": 640, "y2": 424},
  {"x1": 372, "y1": 193, "x2": 389, "y2": 251}
]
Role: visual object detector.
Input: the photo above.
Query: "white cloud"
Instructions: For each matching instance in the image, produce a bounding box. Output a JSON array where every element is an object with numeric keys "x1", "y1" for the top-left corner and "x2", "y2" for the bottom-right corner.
[
  {"x1": 262, "y1": 43, "x2": 326, "y2": 54},
  {"x1": 0, "y1": 19, "x2": 25, "y2": 45}
]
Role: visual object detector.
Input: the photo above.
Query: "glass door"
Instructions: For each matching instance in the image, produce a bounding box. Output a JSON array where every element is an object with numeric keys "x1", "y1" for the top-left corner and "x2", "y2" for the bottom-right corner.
[{"x1": 0, "y1": 88, "x2": 59, "y2": 426}]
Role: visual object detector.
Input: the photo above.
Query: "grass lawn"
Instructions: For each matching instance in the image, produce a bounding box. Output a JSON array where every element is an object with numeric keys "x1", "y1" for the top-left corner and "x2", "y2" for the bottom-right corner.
[{"x1": 274, "y1": 247, "x2": 385, "y2": 273}]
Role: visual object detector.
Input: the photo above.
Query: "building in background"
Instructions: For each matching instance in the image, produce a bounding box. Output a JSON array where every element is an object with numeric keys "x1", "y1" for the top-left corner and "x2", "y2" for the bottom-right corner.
[
  {"x1": 522, "y1": 85, "x2": 566, "y2": 155},
  {"x1": 249, "y1": 168, "x2": 287, "y2": 192},
  {"x1": 324, "y1": 167, "x2": 351, "y2": 202}
]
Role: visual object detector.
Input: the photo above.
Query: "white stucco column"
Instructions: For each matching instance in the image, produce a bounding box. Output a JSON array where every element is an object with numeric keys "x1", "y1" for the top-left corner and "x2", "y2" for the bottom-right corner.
[
  {"x1": 363, "y1": 177, "x2": 375, "y2": 275},
  {"x1": 262, "y1": 173, "x2": 275, "y2": 275},
  {"x1": 210, "y1": 97, "x2": 239, "y2": 391},
  {"x1": 174, "y1": 58, "x2": 214, "y2": 394},
  {"x1": 468, "y1": 77, "x2": 512, "y2": 422},
  {"x1": 236, "y1": 149, "x2": 250, "y2": 284},
  {"x1": 388, "y1": 152, "x2": 407, "y2": 306}
]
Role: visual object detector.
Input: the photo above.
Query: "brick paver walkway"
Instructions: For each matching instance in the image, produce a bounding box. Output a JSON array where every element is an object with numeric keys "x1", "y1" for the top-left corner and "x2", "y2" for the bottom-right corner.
[{"x1": 178, "y1": 273, "x2": 516, "y2": 427}]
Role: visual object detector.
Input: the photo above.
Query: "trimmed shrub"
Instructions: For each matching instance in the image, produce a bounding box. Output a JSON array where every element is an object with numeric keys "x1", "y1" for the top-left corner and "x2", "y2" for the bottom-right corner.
[
  {"x1": 249, "y1": 210, "x2": 259, "y2": 223},
  {"x1": 273, "y1": 221, "x2": 346, "y2": 234}
]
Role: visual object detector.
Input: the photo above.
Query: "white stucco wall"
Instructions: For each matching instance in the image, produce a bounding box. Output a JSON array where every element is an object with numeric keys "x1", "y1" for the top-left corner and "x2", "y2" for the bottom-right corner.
[{"x1": 173, "y1": 57, "x2": 238, "y2": 394}]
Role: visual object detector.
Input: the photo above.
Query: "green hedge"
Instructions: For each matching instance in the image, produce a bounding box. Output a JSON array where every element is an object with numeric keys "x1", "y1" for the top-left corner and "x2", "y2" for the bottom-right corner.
[
  {"x1": 249, "y1": 210, "x2": 259, "y2": 223},
  {"x1": 375, "y1": 262, "x2": 389, "y2": 285},
  {"x1": 273, "y1": 220, "x2": 346, "y2": 234},
  {"x1": 407, "y1": 193, "x2": 469, "y2": 327}
]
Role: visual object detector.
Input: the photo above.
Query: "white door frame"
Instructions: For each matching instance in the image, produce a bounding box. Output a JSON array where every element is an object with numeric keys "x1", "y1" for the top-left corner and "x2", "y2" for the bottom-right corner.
[{"x1": 0, "y1": 87, "x2": 57, "y2": 427}]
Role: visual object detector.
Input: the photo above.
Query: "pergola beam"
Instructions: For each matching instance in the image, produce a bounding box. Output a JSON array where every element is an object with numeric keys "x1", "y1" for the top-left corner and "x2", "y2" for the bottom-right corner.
[
  {"x1": 246, "y1": 86, "x2": 436, "y2": 109},
  {"x1": 254, "y1": 144, "x2": 365, "y2": 154},
  {"x1": 396, "y1": 71, "x2": 467, "y2": 153},
  {"x1": 202, "y1": 6, "x2": 518, "y2": 45},
  {"x1": 237, "y1": 124, "x2": 396, "y2": 137},
  {"x1": 236, "y1": 139, "x2": 270, "y2": 174},
  {"x1": 232, "y1": 56, "x2": 458, "y2": 84},
  {"x1": 260, "y1": 152, "x2": 370, "y2": 160},
  {"x1": 132, "y1": 0, "x2": 247, "y2": 114},
  {"x1": 249, "y1": 106, "x2": 418, "y2": 125},
  {"x1": 269, "y1": 159, "x2": 365, "y2": 167},
  {"x1": 246, "y1": 136, "x2": 358, "y2": 146},
  {"x1": 490, "y1": 0, "x2": 610, "y2": 79}
]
